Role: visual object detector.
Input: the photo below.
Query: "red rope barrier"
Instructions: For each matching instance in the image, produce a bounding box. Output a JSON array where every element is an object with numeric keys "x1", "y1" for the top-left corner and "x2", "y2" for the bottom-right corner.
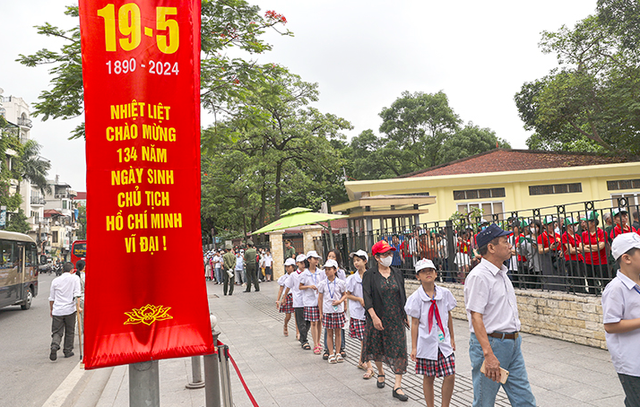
[{"x1": 217, "y1": 340, "x2": 259, "y2": 407}]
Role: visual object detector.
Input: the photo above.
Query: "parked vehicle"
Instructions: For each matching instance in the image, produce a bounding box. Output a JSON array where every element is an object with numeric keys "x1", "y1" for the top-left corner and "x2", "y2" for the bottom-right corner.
[{"x1": 0, "y1": 231, "x2": 38, "y2": 310}]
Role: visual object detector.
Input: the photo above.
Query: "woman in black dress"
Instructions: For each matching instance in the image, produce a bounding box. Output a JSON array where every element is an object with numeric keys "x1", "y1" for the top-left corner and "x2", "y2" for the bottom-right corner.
[{"x1": 362, "y1": 240, "x2": 409, "y2": 402}]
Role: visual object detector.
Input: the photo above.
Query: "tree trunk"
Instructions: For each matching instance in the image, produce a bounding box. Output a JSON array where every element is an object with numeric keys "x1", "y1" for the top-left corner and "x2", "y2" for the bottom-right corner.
[{"x1": 275, "y1": 161, "x2": 282, "y2": 219}]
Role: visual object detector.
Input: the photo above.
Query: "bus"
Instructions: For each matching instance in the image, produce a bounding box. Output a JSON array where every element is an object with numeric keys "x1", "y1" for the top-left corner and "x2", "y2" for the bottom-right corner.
[
  {"x1": 0, "y1": 230, "x2": 38, "y2": 310},
  {"x1": 71, "y1": 239, "x2": 87, "y2": 266}
]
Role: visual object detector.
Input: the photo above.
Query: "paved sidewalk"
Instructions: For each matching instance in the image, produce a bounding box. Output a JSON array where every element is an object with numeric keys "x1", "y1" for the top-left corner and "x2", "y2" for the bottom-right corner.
[{"x1": 85, "y1": 280, "x2": 624, "y2": 406}]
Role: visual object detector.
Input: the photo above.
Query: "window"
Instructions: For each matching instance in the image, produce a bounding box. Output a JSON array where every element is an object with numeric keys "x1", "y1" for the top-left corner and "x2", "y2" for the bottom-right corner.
[
  {"x1": 453, "y1": 188, "x2": 505, "y2": 201},
  {"x1": 528, "y1": 183, "x2": 582, "y2": 196},
  {"x1": 62, "y1": 200, "x2": 68, "y2": 210},
  {"x1": 608, "y1": 179, "x2": 640, "y2": 191},
  {"x1": 0, "y1": 240, "x2": 17, "y2": 268},
  {"x1": 52, "y1": 231, "x2": 58, "y2": 244},
  {"x1": 456, "y1": 201, "x2": 505, "y2": 221}
]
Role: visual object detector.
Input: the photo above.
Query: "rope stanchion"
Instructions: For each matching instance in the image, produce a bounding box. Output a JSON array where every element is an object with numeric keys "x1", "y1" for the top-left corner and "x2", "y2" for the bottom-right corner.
[{"x1": 217, "y1": 340, "x2": 259, "y2": 407}]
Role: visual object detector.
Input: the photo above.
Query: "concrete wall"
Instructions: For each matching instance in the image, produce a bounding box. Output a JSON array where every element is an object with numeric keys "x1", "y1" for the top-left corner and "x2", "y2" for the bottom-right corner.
[{"x1": 405, "y1": 280, "x2": 606, "y2": 349}]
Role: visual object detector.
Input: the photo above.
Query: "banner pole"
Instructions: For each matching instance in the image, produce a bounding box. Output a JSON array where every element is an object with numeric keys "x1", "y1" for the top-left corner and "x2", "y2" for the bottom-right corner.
[
  {"x1": 186, "y1": 356, "x2": 205, "y2": 389},
  {"x1": 129, "y1": 361, "x2": 159, "y2": 407}
]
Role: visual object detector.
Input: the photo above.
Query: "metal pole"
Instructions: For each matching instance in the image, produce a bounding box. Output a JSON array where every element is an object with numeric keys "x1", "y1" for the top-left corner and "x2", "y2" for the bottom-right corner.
[
  {"x1": 218, "y1": 345, "x2": 233, "y2": 407},
  {"x1": 129, "y1": 360, "x2": 159, "y2": 407},
  {"x1": 186, "y1": 356, "x2": 205, "y2": 389},
  {"x1": 204, "y1": 330, "x2": 221, "y2": 407}
]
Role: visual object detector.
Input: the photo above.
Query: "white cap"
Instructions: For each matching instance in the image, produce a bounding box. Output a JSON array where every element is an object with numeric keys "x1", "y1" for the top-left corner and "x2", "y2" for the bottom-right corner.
[
  {"x1": 306, "y1": 250, "x2": 321, "y2": 259},
  {"x1": 284, "y1": 258, "x2": 296, "y2": 267},
  {"x1": 349, "y1": 249, "x2": 369, "y2": 262},
  {"x1": 611, "y1": 233, "x2": 640, "y2": 260},
  {"x1": 415, "y1": 259, "x2": 436, "y2": 273},
  {"x1": 322, "y1": 259, "x2": 339, "y2": 269},
  {"x1": 296, "y1": 254, "x2": 307, "y2": 263}
]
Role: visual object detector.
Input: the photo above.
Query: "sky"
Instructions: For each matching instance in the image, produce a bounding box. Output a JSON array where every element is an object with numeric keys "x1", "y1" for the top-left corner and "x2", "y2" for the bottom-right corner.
[{"x1": 0, "y1": 0, "x2": 599, "y2": 192}]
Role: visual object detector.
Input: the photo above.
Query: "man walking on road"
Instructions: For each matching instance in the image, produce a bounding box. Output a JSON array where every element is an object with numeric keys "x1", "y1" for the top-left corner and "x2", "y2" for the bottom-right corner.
[
  {"x1": 222, "y1": 248, "x2": 236, "y2": 296},
  {"x1": 244, "y1": 240, "x2": 260, "y2": 292},
  {"x1": 49, "y1": 262, "x2": 81, "y2": 361},
  {"x1": 464, "y1": 224, "x2": 536, "y2": 406}
]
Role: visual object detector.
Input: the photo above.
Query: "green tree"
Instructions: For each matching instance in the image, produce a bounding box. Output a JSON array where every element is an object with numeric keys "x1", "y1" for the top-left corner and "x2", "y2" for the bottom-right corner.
[
  {"x1": 202, "y1": 70, "x2": 351, "y2": 224},
  {"x1": 18, "y1": 1, "x2": 292, "y2": 139},
  {"x1": 15, "y1": 139, "x2": 51, "y2": 196},
  {"x1": 439, "y1": 123, "x2": 511, "y2": 164},
  {"x1": 6, "y1": 209, "x2": 30, "y2": 233},
  {"x1": 515, "y1": 5, "x2": 640, "y2": 157},
  {"x1": 379, "y1": 91, "x2": 461, "y2": 172}
]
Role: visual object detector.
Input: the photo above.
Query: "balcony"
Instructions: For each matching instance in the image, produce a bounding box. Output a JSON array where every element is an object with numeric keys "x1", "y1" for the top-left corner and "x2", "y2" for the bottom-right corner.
[
  {"x1": 30, "y1": 196, "x2": 46, "y2": 205},
  {"x1": 54, "y1": 193, "x2": 69, "y2": 199},
  {"x1": 17, "y1": 117, "x2": 32, "y2": 128}
]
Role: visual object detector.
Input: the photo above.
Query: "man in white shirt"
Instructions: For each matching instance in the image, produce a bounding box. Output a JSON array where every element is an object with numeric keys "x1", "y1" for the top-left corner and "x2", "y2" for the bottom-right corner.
[
  {"x1": 602, "y1": 233, "x2": 640, "y2": 406},
  {"x1": 49, "y1": 262, "x2": 82, "y2": 361},
  {"x1": 464, "y1": 224, "x2": 536, "y2": 407}
]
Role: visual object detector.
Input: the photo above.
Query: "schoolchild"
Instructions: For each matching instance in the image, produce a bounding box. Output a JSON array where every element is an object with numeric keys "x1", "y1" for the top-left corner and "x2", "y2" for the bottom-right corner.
[
  {"x1": 276, "y1": 258, "x2": 297, "y2": 338},
  {"x1": 299, "y1": 251, "x2": 326, "y2": 354},
  {"x1": 405, "y1": 259, "x2": 456, "y2": 407},
  {"x1": 323, "y1": 249, "x2": 347, "y2": 360},
  {"x1": 346, "y1": 249, "x2": 374, "y2": 379},
  {"x1": 602, "y1": 233, "x2": 640, "y2": 407},
  {"x1": 562, "y1": 217, "x2": 585, "y2": 293},
  {"x1": 287, "y1": 254, "x2": 310, "y2": 348},
  {"x1": 317, "y1": 259, "x2": 347, "y2": 364}
]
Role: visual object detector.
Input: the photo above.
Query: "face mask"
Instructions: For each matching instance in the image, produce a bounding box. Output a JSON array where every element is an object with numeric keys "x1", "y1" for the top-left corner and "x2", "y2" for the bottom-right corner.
[{"x1": 379, "y1": 256, "x2": 392, "y2": 268}]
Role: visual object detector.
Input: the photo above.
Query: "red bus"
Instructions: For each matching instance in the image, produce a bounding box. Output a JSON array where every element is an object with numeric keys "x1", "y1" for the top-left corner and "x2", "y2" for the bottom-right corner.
[{"x1": 71, "y1": 239, "x2": 87, "y2": 266}]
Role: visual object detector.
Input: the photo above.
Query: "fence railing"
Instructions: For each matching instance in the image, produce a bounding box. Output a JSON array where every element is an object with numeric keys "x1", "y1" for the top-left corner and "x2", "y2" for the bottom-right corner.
[{"x1": 313, "y1": 197, "x2": 640, "y2": 296}]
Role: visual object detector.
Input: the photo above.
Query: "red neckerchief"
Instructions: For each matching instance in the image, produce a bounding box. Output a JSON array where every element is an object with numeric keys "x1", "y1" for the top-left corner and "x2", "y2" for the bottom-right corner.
[{"x1": 427, "y1": 287, "x2": 445, "y2": 336}]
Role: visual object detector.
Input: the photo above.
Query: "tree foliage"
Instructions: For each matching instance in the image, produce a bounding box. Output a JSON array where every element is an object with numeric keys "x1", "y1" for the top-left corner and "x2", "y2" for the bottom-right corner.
[
  {"x1": 200, "y1": 71, "x2": 351, "y2": 240},
  {"x1": 18, "y1": 1, "x2": 292, "y2": 139},
  {"x1": 515, "y1": 2, "x2": 640, "y2": 157},
  {"x1": 344, "y1": 91, "x2": 509, "y2": 181}
]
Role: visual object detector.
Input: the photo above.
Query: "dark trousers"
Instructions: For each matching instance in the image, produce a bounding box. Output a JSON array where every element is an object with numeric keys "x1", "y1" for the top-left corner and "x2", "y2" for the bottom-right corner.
[
  {"x1": 619, "y1": 373, "x2": 640, "y2": 407},
  {"x1": 51, "y1": 312, "x2": 76, "y2": 355},
  {"x1": 565, "y1": 260, "x2": 585, "y2": 293},
  {"x1": 245, "y1": 265, "x2": 260, "y2": 292},
  {"x1": 294, "y1": 307, "x2": 310, "y2": 345},
  {"x1": 583, "y1": 263, "x2": 606, "y2": 294},
  {"x1": 223, "y1": 269, "x2": 235, "y2": 295}
]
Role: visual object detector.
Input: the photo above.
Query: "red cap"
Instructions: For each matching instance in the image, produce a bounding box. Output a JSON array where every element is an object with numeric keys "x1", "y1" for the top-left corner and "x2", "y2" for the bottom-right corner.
[{"x1": 371, "y1": 240, "x2": 396, "y2": 256}]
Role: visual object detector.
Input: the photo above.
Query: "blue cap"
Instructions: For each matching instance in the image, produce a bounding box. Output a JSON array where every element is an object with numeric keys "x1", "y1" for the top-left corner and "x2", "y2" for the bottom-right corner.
[{"x1": 476, "y1": 224, "x2": 513, "y2": 249}]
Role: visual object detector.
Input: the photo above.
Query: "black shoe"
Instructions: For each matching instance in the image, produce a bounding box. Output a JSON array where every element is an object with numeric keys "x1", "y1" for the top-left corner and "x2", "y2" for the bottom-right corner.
[
  {"x1": 64, "y1": 352, "x2": 75, "y2": 358},
  {"x1": 322, "y1": 351, "x2": 329, "y2": 360},
  {"x1": 392, "y1": 387, "x2": 408, "y2": 401},
  {"x1": 377, "y1": 374, "x2": 385, "y2": 388},
  {"x1": 255, "y1": 289, "x2": 260, "y2": 292},
  {"x1": 340, "y1": 350, "x2": 346, "y2": 358},
  {"x1": 49, "y1": 349, "x2": 57, "y2": 361}
]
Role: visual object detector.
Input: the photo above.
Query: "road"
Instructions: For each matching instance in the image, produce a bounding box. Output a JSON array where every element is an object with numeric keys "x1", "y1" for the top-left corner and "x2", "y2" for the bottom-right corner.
[{"x1": 0, "y1": 272, "x2": 81, "y2": 407}]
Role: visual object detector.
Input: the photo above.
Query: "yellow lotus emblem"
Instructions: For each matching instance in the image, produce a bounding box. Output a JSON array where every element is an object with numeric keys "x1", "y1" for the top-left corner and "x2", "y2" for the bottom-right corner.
[{"x1": 124, "y1": 304, "x2": 173, "y2": 326}]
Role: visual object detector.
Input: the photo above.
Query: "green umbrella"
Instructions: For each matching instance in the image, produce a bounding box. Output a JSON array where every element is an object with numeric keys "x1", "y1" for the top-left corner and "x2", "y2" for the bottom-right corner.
[{"x1": 252, "y1": 207, "x2": 348, "y2": 234}]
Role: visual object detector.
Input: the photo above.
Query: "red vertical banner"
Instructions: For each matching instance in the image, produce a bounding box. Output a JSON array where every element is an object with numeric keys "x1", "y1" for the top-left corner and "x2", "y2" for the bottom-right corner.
[{"x1": 79, "y1": 0, "x2": 214, "y2": 369}]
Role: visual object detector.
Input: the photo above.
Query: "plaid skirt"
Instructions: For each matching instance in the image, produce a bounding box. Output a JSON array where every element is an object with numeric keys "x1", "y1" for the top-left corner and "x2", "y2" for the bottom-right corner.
[
  {"x1": 322, "y1": 312, "x2": 346, "y2": 329},
  {"x1": 303, "y1": 306, "x2": 320, "y2": 322},
  {"x1": 349, "y1": 318, "x2": 366, "y2": 341},
  {"x1": 279, "y1": 293, "x2": 293, "y2": 314},
  {"x1": 415, "y1": 350, "x2": 455, "y2": 377}
]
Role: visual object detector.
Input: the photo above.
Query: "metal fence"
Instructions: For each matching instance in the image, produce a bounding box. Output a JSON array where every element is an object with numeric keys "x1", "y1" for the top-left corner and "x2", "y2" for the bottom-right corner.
[{"x1": 314, "y1": 197, "x2": 640, "y2": 296}]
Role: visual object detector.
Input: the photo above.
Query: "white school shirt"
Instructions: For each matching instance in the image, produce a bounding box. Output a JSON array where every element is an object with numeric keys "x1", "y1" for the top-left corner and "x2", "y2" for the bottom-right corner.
[
  {"x1": 317, "y1": 278, "x2": 346, "y2": 314},
  {"x1": 49, "y1": 273, "x2": 82, "y2": 316},
  {"x1": 300, "y1": 268, "x2": 326, "y2": 307},
  {"x1": 602, "y1": 271, "x2": 640, "y2": 377},
  {"x1": 345, "y1": 272, "x2": 366, "y2": 320},
  {"x1": 464, "y1": 258, "x2": 521, "y2": 334},
  {"x1": 263, "y1": 255, "x2": 272, "y2": 267},
  {"x1": 277, "y1": 273, "x2": 289, "y2": 287},
  {"x1": 337, "y1": 268, "x2": 346, "y2": 281},
  {"x1": 212, "y1": 255, "x2": 221, "y2": 269},
  {"x1": 405, "y1": 284, "x2": 456, "y2": 360},
  {"x1": 286, "y1": 269, "x2": 305, "y2": 308}
]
